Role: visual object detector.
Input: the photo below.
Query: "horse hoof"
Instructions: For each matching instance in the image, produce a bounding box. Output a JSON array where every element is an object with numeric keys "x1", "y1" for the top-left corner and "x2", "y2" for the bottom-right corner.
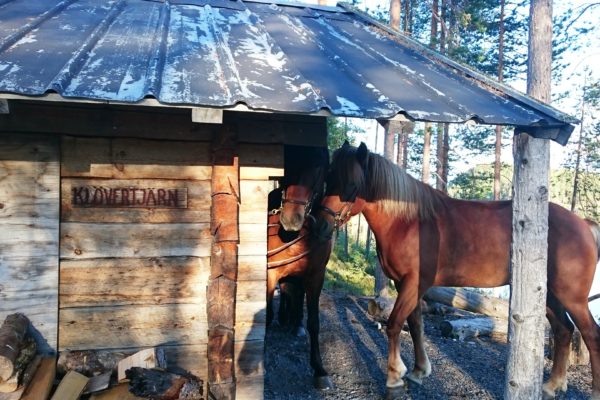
[
  {"x1": 385, "y1": 385, "x2": 406, "y2": 400},
  {"x1": 405, "y1": 372, "x2": 423, "y2": 385},
  {"x1": 294, "y1": 326, "x2": 307, "y2": 338},
  {"x1": 313, "y1": 375, "x2": 333, "y2": 390}
]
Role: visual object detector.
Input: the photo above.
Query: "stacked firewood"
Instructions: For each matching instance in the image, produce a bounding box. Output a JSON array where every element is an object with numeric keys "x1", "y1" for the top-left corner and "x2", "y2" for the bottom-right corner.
[
  {"x1": 55, "y1": 348, "x2": 204, "y2": 400},
  {"x1": 0, "y1": 313, "x2": 204, "y2": 400}
]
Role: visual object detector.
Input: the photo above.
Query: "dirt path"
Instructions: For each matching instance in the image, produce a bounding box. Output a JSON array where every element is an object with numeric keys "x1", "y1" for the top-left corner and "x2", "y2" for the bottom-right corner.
[{"x1": 265, "y1": 291, "x2": 593, "y2": 399}]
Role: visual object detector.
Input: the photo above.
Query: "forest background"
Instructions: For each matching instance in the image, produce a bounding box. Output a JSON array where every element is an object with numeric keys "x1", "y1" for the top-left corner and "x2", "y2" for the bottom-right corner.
[{"x1": 308, "y1": 0, "x2": 600, "y2": 314}]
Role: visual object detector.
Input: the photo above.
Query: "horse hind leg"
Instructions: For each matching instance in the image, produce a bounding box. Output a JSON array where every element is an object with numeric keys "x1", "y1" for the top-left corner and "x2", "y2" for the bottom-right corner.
[
  {"x1": 560, "y1": 296, "x2": 600, "y2": 399},
  {"x1": 405, "y1": 301, "x2": 431, "y2": 385},
  {"x1": 543, "y1": 294, "x2": 573, "y2": 399}
]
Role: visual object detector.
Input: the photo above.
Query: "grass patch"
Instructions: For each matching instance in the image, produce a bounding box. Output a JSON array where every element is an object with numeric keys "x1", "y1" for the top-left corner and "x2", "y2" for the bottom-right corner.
[{"x1": 324, "y1": 252, "x2": 375, "y2": 296}]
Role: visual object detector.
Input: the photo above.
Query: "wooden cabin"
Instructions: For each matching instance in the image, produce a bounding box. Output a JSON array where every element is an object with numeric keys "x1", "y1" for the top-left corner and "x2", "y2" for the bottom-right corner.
[
  {"x1": 0, "y1": 0, "x2": 575, "y2": 398},
  {"x1": 0, "y1": 101, "x2": 327, "y2": 398}
]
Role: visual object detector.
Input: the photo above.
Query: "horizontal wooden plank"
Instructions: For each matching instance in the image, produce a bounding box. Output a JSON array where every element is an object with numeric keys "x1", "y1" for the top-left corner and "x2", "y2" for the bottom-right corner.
[
  {"x1": 236, "y1": 302, "x2": 267, "y2": 325},
  {"x1": 238, "y1": 256, "x2": 266, "y2": 282},
  {"x1": 235, "y1": 324, "x2": 266, "y2": 343},
  {"x1": 60, "y1": 257, "x2": 210, "y2": 308},
  {"x1": 238, "y1": 242, "x2": 267, "y2": 257},
  {"x1": 240, "y1": 167, "x2": 283, "y2": 181},
  {"x1": 234, "y1": 340, "x2": 264, "y2": 379},
  {"x1": 235, "y1": 374, "x2": 264, "y2": 400},
  {"x1": 59, "y1": 304, "x2": 207, "y2": 350},
  {"x1": 61, "y1": 179, "x2": 211, "y2": 223},
  {"x1": 238, "y1": 144, "x2": 283, "y2": 169},
  {"x1": 60, "y1": 223, "x2": 212, "y2": 259},
  {"x1": 0, "y1": 102, "x2": 216, "y2": 142},
  {"x1": 239, "y1": 224, "x2": 266, "y2": 244},
  {"x1": 61, "y1": 136, "x2": 212, "y2": 180}
]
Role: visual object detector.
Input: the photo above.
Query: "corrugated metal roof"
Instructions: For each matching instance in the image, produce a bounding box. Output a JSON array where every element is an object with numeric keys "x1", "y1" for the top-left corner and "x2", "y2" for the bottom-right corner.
[{"x1": 0, "y1": 0, "x2": 576, "y2": 143}]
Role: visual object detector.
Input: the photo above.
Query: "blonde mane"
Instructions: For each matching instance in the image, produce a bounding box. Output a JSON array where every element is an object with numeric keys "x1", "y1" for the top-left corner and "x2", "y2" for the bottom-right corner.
[
  {"x1": 366, "y1": 153, "x2": 441, "y2": 221},
  {"x1": 332, "y1": 145, "x2": 442, "y2": 221}
]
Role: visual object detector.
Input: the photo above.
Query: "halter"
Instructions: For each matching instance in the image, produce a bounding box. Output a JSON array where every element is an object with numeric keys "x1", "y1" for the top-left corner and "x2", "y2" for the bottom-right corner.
[
  {"x1": 320, "y1": 186, "x2": 358, "y2": 230},
  {"x1": 278, "y1": 183, "x2": 319, "y2": 220}
]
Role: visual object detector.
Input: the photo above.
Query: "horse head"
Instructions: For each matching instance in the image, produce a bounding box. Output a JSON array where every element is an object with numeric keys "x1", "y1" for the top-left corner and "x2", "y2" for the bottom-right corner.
[
  {"x1": 316, "y1": 141, "x2": 369, "y2": 240},
  {"x1": 279, "y1": 145, "x2": 329, "y2": 232}
]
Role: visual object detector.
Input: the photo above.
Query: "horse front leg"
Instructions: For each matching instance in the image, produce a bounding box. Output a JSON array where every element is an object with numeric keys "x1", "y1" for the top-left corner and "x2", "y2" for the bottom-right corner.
[
  {"x1": 386, "y1": 276, "x2": 419, "y2": 399},
  {"x1": 305, "y1": 274, "x2": 333, "y2": 390},
  {"x1": 266, "y1": 271, "x2": 278, "y2": 327},
  {"x1": 405, "y1": 300, "x2": 431, "y2": 385}
]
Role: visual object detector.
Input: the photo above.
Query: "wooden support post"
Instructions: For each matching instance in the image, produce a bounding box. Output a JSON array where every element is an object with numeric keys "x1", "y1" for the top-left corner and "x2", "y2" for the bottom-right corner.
[
  {"x1": 208, "y1": 124, "x2": 239, "y2": 399},
  {"x1": 505, "y1": 2, "x2": 552, "y2": 397}
]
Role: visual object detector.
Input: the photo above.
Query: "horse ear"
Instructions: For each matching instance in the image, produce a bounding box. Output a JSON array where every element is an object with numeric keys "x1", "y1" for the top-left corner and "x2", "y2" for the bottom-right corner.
[
  {"x1": 342, "y1": 140, "x2": 350, "y2": 148},
  {"x1": 356, "y1": 142, "x2": 369, "y2": 168}
]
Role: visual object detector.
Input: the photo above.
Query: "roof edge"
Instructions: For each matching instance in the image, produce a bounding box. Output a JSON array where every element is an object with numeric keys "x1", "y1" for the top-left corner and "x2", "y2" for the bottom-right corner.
[{"x1": 338, "y1": 2, "x2": 579, "y2": 127}]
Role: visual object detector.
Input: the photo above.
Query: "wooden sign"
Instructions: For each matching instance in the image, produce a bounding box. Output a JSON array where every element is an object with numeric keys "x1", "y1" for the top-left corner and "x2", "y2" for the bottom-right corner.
[{"x1": 72, "y1": 186, "x2": 188, "y2": 209}]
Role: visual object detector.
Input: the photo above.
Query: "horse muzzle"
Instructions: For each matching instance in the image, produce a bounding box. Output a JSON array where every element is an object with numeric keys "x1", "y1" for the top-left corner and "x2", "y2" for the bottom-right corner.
[{"x1": 280, "y1": 211, "x2": 305, "y2": 232}]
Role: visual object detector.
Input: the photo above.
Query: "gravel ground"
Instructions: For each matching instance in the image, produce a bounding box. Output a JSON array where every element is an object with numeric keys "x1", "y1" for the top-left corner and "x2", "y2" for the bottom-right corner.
[{"x1": 265, "y1": 291, "x2": 593, "y2": 399}]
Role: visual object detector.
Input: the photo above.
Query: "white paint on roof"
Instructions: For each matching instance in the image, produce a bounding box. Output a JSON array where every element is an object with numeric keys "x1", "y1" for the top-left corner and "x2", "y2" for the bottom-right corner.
[{"x1": 335, "y1": 96, "x2": 362, "y2": 116}]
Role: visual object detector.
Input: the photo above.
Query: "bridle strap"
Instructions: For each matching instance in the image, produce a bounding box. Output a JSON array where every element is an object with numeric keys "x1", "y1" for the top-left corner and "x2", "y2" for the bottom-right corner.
[
  {"x1": 267, "y1": 250, "x2": 311, "y2": 269},
  {"x1": 267, "y1": 232, "x2": 308, "y2": 257}
]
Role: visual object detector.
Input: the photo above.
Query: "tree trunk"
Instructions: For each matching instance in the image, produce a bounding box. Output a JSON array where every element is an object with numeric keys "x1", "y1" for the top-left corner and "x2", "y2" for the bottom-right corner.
[
  {"x1": 389, "y1": 0, "x2": 401, "y2": 31},
  {"x1": 494, "y1": 0, "x2": 506, "y2": 201},
  {"x1": 505, "y1": 0, "x2": 552, "y2": 398},
  {"x1": 355, "y1": 214, "x2": 361, "y2": 247},
  {"x1": 396, "y1": 124, "x2": 404, "y2": 166},
  {"x1": 430, "y1": 0, "x2": 439, "y2": 49},
  {"x1": 436, "y1": 124, "x2": 444, "y2": 191},
  {"x1": 365, "y1": 227, "x2": 372, "y2": 259},
  {"x1": 401, "y1": 121, "x2": 413, "y2": 170},
  {"x1": 441, "y1": 317, "x2": 508, "y2": 342},
  {"x1": 571, "y1": 73, "x2": 587, "y2": 212},
  {"x1": 494, "y1": 125, "x2": 503, "y2": 200},
  {"x1": 422, "y1": 123, "x2": 432, "y2": 183},
  {"x1": 442, "y1": 123, "x2": 449, "y2": 194},
  {"x1": 424, "y1": 287, "x2": 509, "y2": 319}
]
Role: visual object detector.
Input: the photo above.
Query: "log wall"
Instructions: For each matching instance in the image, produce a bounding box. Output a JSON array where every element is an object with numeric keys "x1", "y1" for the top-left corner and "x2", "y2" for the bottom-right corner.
[
  {"x1": 0, "y1": 101, "x2": 324, "y2": 398},
  {"x1": 58, "y1": 135, "x2": 213, "y2": 380}
]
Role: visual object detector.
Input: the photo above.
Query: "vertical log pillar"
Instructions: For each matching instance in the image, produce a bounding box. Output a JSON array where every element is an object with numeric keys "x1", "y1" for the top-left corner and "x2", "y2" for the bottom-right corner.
[
  {"x1": 208, "y1": 124, "x2": 239, "y2": 399},
  {"x1": 505, "y1": 0, "x2": 552, "y2": 398}
]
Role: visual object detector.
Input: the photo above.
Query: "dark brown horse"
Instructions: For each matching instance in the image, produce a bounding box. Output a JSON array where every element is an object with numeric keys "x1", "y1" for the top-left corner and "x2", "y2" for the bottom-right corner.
[
  {"x1": 317, "y1": 142, "x2": 600, "y2": 399},
  {"x1": 266, "y1": 145, "x2": 333, "y2": 389}
]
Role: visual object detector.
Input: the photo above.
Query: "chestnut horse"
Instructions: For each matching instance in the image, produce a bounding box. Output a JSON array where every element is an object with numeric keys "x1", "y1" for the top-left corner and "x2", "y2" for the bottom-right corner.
[
  {"x1": 318, "y1": 142, "x2": 600, "y2": 399},
  {"x1": 266, "y1": 145, "x2": 333, "y2": 389}
]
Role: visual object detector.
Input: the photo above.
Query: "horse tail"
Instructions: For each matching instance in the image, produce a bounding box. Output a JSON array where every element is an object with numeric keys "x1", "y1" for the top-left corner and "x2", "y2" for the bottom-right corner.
[
  {"x1": 586, "y1": 218, "x2": 600, "y2": 263},
  {"x1": 585, "y1": 219, "x2": 600, "y2": 303}
]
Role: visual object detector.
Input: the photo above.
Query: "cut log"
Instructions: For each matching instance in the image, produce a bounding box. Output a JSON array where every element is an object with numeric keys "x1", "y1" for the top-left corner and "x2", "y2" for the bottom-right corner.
[
  {"x1": 50, "y1": 370, "x2": 89, "y2": 400},
  {"x1": 367, "y1": 297, "x2": 442, "y2": 322},
  {"x1": 0, "y1": 337, "x2": 38, "y2": 393},
  {"x1": 117, "y1": 348, "x2": 167, "y2": 383},
  {"x1": 58, "y1": 350, "x2": 129, "y2": 377},
  {"x1": 0, "y1": 356, "x2": 41, "y2": 399},
  {"x1": 424, "y1": 287, "x2": 509, "y2": 319},
  {"x1": 440, "y1": 317, "x2": 508, "y2": 342},
  {"x1": 0, "y1": 314, "x2": 30, "y2": 382},
  {"x1": 126, "y1": 367, "x2": 203, "y2": 400},
  {"x1": 20, "y1": 357, "x2": 56, "y2": 400}
]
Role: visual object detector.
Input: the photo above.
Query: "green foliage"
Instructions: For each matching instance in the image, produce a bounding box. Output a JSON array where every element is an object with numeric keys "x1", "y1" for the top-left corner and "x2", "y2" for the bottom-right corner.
[
  {"x1": 449, "y1": 163, "x2": 513, "y2": 200},
  {"x1": 325, "y1": 252, "x2": 374, "y2": 296},
  {"x1": 449, "y1": 164, "x2": 600, "y2": 221},
  {"x1": 326, "y1": 117, "x2": 364, "y2": 156}
]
